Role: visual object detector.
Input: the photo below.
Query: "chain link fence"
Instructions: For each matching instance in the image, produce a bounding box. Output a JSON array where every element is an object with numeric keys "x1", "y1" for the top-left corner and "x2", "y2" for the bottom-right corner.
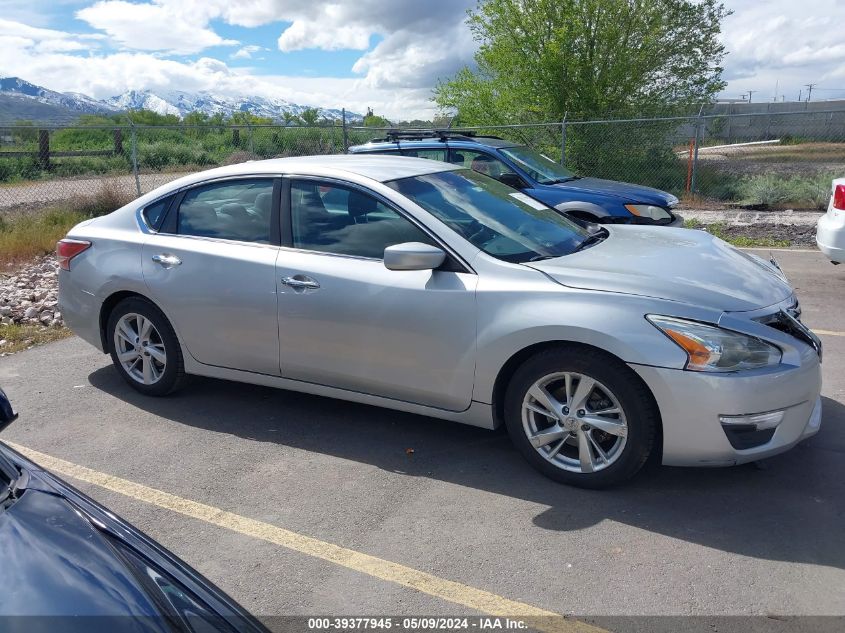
[{"x1": 1, "y1": 109, "x2": 844, "y2": 215}]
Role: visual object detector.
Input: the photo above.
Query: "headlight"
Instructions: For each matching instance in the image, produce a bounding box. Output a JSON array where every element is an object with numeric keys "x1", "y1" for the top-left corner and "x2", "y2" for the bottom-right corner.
[
  {"x1": 647, "y1": 315, "x2": 781, "y2": 372},
  {"x1": 624, "y1": 204, "x2": 672, "y2": 222}
]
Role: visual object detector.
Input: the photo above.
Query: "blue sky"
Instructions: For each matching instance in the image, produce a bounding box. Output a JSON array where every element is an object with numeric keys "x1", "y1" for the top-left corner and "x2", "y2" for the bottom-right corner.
[{"x1": 1, "y1": 0, "x2": 844, "y2": 119}]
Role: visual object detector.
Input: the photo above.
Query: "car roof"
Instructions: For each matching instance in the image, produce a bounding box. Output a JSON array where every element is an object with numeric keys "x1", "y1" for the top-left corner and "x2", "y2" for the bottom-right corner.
[
  {"x1": 349, "y1": 136, "x2": 519, "y2": 152},
  {"x1": 155, "y1": 154, "x2": 460, "y2": 192}
]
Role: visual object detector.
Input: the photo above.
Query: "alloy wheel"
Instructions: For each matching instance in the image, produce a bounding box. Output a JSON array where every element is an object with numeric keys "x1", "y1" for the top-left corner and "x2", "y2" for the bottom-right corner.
[
  {"x1": 113, "y1": 312, "x2": 167, "y2": 385},
  {"x1": 521, "y1": 371, "x2": 628, "y2": 473}
]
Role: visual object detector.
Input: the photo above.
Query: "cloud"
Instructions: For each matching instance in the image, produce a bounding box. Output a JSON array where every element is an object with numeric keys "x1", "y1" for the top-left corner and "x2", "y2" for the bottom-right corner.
[
  {"x1": 720, "y1": 0, "x2": 845, "y2": 101},
  {"x1": 75, "y1": 0, "x2": 476, "y2": 92},
  {"x1": 76, "y1": 0, "x2": 238, "y2": 54},
  {"x1": 0, "y1": 45, "x2": 440, "y2": 119}
]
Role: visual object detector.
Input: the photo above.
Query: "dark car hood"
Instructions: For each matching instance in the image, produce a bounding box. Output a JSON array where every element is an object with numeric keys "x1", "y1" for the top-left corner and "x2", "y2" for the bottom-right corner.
[
  {"x1": 527, "y1": 225, "x2": 793, "y2": 312},
  {"x1": 0, "y1": 478, "x2": 165, "y2": 623},
  {"x1": 553, "y1": 176, "x2": 675, "y2": 206}
]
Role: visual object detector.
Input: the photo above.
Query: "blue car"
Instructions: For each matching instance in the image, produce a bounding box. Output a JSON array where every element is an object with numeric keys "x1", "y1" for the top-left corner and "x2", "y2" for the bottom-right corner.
[
  {"x1": 349, "y1": 131, "x2": 682, "y2": 227},
  {"x1": 0, "y1": 387, "x2": 268, "y2": 633}
]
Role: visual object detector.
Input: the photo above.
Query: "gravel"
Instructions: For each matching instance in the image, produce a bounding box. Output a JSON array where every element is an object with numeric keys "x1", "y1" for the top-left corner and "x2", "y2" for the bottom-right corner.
[{"x1": 0, "y1": 256, "x2": 64, "y2": 328}]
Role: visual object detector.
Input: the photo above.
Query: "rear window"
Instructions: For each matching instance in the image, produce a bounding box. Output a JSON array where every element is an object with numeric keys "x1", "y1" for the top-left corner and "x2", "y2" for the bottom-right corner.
[{"x1": 142, "y1": 196, "x2": 171, "y2": 230}]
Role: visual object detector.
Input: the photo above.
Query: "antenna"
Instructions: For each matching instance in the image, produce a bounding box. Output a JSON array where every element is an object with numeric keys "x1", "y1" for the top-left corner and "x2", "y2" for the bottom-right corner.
[{"x1": 804, "y1": 83, "x2": 817, "y2": 102}]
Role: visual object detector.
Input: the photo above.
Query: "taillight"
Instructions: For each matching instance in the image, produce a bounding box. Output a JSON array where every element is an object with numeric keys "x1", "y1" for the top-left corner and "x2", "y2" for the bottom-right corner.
[
  {"x1": 833, "y1": 184, "x2": 845, "y2": 211},
  {"x1": 56, "y1": 238, "x2": 91, "y2": 271}
]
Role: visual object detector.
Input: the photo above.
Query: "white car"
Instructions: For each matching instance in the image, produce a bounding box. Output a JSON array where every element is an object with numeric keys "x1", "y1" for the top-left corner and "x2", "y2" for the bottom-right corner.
[{"x1": 816, "y1": 177, "x2": 845, "y2": 264}]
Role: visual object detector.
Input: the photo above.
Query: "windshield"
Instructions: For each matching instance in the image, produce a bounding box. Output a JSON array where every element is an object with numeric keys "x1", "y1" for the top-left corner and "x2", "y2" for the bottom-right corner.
[
  {"x1": 499, "y1": 146, "x2": 575, "y2": 184},
  {"x1": 386, "y1": 169, "x2": 590, "y2": 263}
]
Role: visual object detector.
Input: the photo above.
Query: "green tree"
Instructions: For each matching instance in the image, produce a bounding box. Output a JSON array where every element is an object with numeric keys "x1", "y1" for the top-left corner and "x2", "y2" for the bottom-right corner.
[
  {"x1": 362, "y1": 107, "x2": 392, "y2": 128},
  {"x1": 299, "y1": 107, "x2": 321, "y2": 126},
  {"x1": 435, "y1": 0, "x2": 729, "y2": 123}
]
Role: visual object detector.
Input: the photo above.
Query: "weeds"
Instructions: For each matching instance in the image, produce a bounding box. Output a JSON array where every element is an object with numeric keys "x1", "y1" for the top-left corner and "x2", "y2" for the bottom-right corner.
[
  {"x1": 684, "y1": 219, "x2": 791, "y2": 248},
  {"x1": 0, "y1": 323, "x2": 72, "y2": 354},
  {"x1": 737, "y1": 172, "x2": 835, "y2": 209},
  {"x1": 0, "y1": 182, "x2": 134, "y2": 266}
]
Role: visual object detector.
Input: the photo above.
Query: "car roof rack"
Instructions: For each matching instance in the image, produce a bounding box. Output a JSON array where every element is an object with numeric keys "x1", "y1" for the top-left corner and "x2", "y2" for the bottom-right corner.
[{"x1": 368, "y1": 129, "x2": 504, "y2": 143}]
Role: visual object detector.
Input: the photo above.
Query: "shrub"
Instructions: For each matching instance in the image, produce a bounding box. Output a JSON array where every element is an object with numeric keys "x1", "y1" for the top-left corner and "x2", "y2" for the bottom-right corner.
[
  {"x1": 737, "y1": 174, "x2": 792, "y2": 207},
  {"x1": 0, "y1": 183, "x2": 135, "y2": 265}
]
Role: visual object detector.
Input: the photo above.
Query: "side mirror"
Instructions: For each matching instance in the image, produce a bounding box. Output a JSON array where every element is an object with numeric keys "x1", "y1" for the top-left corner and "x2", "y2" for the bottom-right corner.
[
  {"x1": 0, "y1": 388, "x2": 18, "y2": 434},
  {"x1": 384, "y1": 242, "x2": 446, "y2": 271},
  {"x1": 498, "y1": 172, "x2": 526, "y2": 189}
]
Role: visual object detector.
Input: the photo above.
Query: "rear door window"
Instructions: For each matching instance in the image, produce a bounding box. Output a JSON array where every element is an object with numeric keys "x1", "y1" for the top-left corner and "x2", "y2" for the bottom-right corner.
[
  {"x1": 142, "y1": 195, "x2": 173, "y2": 230},
  {"x1": 176, "y1": 179, "x2": 275, "y2": 243}
]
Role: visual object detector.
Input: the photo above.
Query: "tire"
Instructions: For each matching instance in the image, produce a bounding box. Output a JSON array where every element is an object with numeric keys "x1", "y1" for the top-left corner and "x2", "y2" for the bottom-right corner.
[
  {"x1": 504, "y1": 346, "x2": 658, "y2": 488},
  {"x1": 107, "y1": 297, "x2": 186, "y2": 396}
]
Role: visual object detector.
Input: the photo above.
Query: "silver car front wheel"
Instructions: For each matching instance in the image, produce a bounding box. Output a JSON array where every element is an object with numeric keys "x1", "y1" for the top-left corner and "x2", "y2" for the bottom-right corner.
[
  {"x1": 522, "y1": 372, "x2": 628, "y2": 474},
  {"x1": 505, "y1": 346, "x2": 657, "y2": 488}
]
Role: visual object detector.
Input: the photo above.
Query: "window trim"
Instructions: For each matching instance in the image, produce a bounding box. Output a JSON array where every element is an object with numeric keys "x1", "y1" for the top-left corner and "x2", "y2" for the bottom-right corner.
[
  {"x1": 282, "y1": 174, "x2": 474, "y2": 274},
  {"x1": 157, "y1": 175, "x2": 282, "y2": 247},
  {"x1": 138, "y1": 193, "x2": 177, "y2": 234}
]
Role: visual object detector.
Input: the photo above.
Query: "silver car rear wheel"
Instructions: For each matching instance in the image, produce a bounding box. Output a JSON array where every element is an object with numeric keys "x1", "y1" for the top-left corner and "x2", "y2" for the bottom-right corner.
[
  {"x1": 113, "y1": 312, "x2": 167, "y2": 386},
  {"x1": 522, "y1": 371, "x2": 628, "y2": 474}
]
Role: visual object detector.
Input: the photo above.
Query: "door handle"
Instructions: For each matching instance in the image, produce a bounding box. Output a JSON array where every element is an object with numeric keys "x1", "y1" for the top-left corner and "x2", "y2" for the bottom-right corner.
[
  {"x1": 281, "y1": 275, "x2": 320, "y2": 290},
  {"x1": 151, "y1": 254, "x2": 182, "y2": 268}
]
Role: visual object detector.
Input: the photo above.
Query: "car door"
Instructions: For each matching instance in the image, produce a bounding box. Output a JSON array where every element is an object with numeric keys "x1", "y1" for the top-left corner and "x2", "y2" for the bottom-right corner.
[
  {"x1": 276, "y1": 178, "x2": 478, "y2": 412},
  {"x1": 142, "y1": 177, "x2": 282, "y2": 376}
]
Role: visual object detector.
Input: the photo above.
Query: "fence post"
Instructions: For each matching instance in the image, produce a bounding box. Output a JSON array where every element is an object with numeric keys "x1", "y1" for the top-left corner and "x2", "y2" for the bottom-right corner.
[
  {"x1": 130, "y1": 123, "x2": 141, "y2": 197},
  {"x1": 342, "y1": 108, "x2": 349, "y2": 152},
  {"x1": 113, "y1": 128, "x2": 123, "y2": 155},
  {"x1": 690, "y1": 108, "x2": 703, "y2": 195},
  {"x1": 38, "y1": 129, "x2": 50, "y2": 171},
  {"x1": 247, "y1": 123, "x2": 254, "y2": 154},
  {"x1": 560, "y1": 112, "x2": 568, "y2": 166}
]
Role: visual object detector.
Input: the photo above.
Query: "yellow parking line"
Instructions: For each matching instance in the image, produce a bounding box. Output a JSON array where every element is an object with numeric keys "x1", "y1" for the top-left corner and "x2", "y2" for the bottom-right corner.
[
  {"x1": 815, "y1": 329, "x2": 845, "y2": 337},
  {"x1": 7, "y1": 442, "x2": 605, "y2": 633}
]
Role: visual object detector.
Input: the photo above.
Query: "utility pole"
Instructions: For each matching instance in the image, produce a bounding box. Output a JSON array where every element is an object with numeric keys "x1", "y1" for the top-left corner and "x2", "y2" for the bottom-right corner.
[
  {"x1": 804, "y1": 83, "x2": 816, "y2": 102},
  {"x1": 746, "y1": 90, "x2": 756, "y2": 103}
]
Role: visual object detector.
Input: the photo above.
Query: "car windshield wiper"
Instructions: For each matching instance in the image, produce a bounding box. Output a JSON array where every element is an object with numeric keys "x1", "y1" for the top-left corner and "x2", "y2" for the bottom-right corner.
[{"x1": 573, "y1": 228, "x2": 609, "y2": 252}]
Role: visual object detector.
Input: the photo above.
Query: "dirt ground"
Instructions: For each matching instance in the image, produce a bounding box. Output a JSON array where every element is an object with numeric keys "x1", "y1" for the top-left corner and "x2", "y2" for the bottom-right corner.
[{"x1": 695, "y1": 142, "x2": 845, "y2": 177}]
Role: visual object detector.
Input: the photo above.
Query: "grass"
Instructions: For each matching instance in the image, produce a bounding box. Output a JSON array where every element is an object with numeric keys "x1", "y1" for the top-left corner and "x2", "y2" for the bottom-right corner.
[
  {"x1": 0, "y1": 323, "x2": 72, "y2": 354},
  {"x1": 0, "y1": 183, "x2": 134, "y2": 267},
  {"x1": 684, "y1": 219, "x2": 791, "y2": 248}
]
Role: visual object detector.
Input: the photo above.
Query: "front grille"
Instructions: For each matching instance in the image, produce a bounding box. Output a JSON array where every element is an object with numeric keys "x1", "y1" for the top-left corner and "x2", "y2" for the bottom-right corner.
[{"x1": 757, "y1": 308, "x2": 822, "y2": 361}]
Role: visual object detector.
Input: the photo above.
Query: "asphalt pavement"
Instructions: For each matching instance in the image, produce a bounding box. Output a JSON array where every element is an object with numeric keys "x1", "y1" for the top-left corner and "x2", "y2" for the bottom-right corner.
[{"x1": 1, "y1": 248, "x2": 844, "y2": 631}]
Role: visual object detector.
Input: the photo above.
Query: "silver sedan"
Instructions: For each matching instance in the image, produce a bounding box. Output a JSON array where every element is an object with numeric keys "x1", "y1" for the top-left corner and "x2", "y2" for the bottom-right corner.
[{"x1": 58, "y1": 155, "x2": 823, "y2": 487}]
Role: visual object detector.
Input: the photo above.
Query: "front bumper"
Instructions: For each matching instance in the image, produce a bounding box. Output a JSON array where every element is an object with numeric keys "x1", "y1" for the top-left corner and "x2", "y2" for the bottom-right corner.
[
  {"x1": 816, "y1": 211, "x2": 845, "y2": 263},
  {"x1": 630, "y1": 342, "x2": 822, "y2": 467}
]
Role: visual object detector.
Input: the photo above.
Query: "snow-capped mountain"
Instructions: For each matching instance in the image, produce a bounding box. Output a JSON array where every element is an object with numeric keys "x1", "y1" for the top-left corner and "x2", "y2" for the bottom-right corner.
[
  {"x1": 105, "y1": 89, "x2": 357, "y2": 122},
  {"x1": 0, "y1": 77, "x2": 360, "y2": 122},
  {"x1": 0, "y1": 77, "x2": 116, "y2": 115}
]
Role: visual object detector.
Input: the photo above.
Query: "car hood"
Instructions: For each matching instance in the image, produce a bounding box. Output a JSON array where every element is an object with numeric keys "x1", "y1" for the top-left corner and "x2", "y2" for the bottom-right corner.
[
  {"x1": 0, "y1": 478, "x2": 166, "y2": 622},
  {"x1": 553, "y1": 177, "x2": 675, "y2": 206},
  {"x1": 527, "y1": 226, "x2": 793, "y2": 312}
]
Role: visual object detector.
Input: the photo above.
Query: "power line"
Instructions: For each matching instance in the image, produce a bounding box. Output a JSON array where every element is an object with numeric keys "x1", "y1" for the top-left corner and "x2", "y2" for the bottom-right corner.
[{"x1": 804, "y1": 83, "x2": 817, "y2": 102}]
